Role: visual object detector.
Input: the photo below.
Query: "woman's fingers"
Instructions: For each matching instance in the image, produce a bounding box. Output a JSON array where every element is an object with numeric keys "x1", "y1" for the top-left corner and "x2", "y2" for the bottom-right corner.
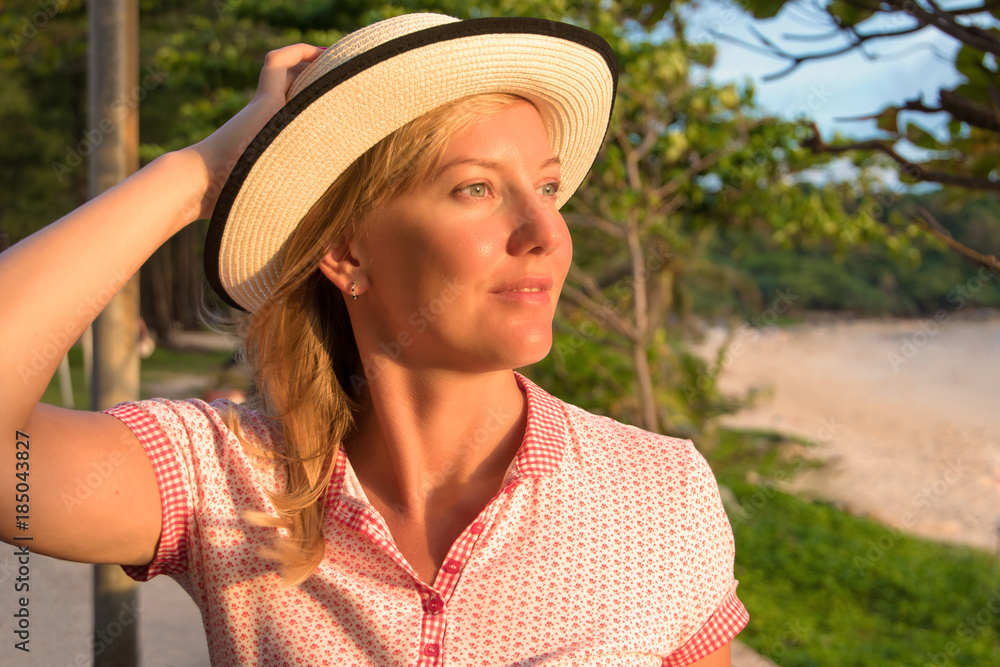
[
  {"x1": 255, "y1": 43, "x2": 326, "y2": 104},
  {"x1": 188, "y1": 43, "x2": 327, "y2": 219}
]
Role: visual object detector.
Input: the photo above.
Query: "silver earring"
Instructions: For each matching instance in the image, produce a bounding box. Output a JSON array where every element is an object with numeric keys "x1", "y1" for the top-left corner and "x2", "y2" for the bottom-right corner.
[{"x1": 351, "y1": 281, "x2": 357, "y2": 300}]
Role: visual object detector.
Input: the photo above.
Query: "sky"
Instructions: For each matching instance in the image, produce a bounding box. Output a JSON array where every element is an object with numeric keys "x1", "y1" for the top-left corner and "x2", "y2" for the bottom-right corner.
[{"x1": 679, "y1": 0, "x2": 968, "y2": 142}]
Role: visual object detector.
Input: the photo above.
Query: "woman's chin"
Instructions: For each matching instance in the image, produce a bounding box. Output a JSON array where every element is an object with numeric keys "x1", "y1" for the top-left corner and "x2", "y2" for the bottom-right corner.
[
  {"x1": 384, "y1": 320, "x2": 554, "y2": 373},
  {"x1": 443, "y1": 335, "x2": 554, "y2": 374},
  {"x1": 496, "y1": 330, "x2": 554, "y2": 370}
]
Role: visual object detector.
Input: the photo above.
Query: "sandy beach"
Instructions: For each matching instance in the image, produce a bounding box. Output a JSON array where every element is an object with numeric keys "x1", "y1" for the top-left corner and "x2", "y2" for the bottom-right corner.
[{"x1": 711, "y1": 313, "x2": 1000, "y2": 552}]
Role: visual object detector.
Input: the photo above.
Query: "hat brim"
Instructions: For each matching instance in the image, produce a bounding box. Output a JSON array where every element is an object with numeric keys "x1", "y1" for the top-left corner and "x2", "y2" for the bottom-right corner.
[{"x1": 206, "y1": 17, "x2": 617, "y2": 312}]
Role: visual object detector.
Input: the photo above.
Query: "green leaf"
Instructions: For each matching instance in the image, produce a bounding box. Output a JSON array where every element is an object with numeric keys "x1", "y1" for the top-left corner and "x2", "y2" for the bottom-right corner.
[
  {"x1": 954, "y1": 45, "x2": 994, "y2": 90},
  {"x1": 904, "y1": 123, "x2": 944, "y2": 151},
  {"x1": 741, "y1": 0, "x2": 788, "y2": 19},
  {"x1": 969, "y1": 152, "x2": 1000, "y2": 179},
  {"x1": 828, "y1": 0, "x2": 875, "y2": 26},
  {"x1": 875, "y1": 106, "x2": 901, "y2": 135}
]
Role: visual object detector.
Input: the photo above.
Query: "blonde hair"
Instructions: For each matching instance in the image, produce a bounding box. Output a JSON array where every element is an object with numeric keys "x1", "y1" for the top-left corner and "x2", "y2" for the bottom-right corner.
[{"x1": 226, "y1": 93, "x2": 530, "y2": 586}]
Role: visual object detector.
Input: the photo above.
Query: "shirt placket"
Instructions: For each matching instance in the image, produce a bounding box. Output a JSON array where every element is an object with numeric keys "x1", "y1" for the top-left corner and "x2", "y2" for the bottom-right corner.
[
  {"x1": 413, "y1": 578, "x2": 446, "y2": 666},
  {"x1": 415, "y1": 477, "x2": 524, "y2": 666},
  {"x1": 344, "y1": 482, "x2": 522, "y2": 666},
  {"x1": 340, "y1": 509, "x2": 446, "y2": 664},
  {"x1": 332, "y1": 428, "x2": 542, "y2": 666}
]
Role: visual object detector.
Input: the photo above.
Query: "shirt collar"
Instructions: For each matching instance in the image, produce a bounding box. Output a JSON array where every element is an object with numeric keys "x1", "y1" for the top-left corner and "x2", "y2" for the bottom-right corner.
[
  {"x1": 511, "y1": 372, "x2": 566, "y2": 478},
  {"x1": 329, "y1": 372, "x2": 567, "y2": 508}
]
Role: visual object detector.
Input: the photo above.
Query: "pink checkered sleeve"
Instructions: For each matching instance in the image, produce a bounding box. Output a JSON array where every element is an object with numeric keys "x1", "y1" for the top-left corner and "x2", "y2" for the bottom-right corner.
[
  {"x1": 103, "y1": 402, "x2": 191, "y2": 580},
  {"x1": 662, "y1": 582, "x2": 750, "y2": 666}
]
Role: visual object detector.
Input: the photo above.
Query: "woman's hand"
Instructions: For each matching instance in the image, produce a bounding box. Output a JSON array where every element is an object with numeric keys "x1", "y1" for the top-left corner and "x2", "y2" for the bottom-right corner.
[{"x1": 185, "y1": 44, "x2": 326, "y2": 221}]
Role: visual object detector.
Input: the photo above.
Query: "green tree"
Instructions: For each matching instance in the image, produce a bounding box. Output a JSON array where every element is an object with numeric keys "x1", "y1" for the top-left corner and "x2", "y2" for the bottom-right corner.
[
  {"x1": 722, "y1": 0, "x2": 1000, "y2": 270},
  {"x1": 0, "y1": 0, "x2": 87, "y2": 244}
]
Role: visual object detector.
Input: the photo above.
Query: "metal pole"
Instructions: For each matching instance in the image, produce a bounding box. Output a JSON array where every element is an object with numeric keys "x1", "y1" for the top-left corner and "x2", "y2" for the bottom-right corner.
[{"x1": 89, "y1": 0, "x2": 140, "y2": 665}]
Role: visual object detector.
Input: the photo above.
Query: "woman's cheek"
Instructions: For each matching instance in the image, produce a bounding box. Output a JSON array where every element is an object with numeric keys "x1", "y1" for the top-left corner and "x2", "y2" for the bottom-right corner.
[{"x1": 473, "y1": 236, "x2": 500, "y2": 262}]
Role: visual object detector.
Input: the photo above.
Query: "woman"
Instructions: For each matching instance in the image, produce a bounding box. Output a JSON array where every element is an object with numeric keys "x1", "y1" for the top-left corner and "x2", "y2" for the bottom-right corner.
[{"x1": 0, "y1": 13, "x2": 747, "y2": 666}]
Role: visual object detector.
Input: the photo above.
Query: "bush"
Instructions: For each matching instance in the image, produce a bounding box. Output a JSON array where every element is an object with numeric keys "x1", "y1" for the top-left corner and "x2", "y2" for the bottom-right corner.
[{"x1": 726, "y1": 480, "x2": 1000, "y2": 666}]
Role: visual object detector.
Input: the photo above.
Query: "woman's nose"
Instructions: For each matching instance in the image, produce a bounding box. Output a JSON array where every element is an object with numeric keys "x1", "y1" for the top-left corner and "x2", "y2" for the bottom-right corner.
[{"x1": 506, "y1": 196, "x2": 568, "y2": 256}]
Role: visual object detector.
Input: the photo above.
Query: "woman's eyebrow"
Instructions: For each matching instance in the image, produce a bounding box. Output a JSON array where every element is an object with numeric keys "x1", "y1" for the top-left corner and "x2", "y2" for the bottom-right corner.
[
  {"x1": 437, "y1": 156, "x2": 561, "y2": 175},
  {"x1": 540, "y1": 156, "x2": 561, "y2": 170}
]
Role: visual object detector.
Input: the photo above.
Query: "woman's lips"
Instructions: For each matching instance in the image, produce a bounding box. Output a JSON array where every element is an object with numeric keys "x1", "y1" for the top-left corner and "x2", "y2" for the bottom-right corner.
[{"x1": 490, "y1": 277, "x2": 553, "y2": 304}]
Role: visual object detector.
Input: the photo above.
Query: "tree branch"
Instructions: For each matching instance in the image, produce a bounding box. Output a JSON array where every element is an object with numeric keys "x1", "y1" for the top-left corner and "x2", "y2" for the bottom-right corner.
[
  {"x1": 714, "y1": 20, "x2": 928, "y2": 81},
  {"x1": 649, "y1": 193, "x2": 688, "y2": 224},
  {"x1": 939, "y1": 89, "x2": 1000, "y2": 133},
  {"x1": 708, "y1": 29, "x2": 786, "y2": 60},
  {"x1": 804, "y1": 122, "x2": 1000, "y2": 192},
  {"x1": 948, "y1": 1, "x2": 1000, "y2": 15},
  {"x1": 781, "y1": 27, "x2": 852, "y2": 42},
  {"x1": 612, "y1": 126, "x2": 642, "y2": 191},
  {"x1": 915, "y1": 206, "x2": 1000, "y2": 273},
  {"x1": 719, "y1": 0, "x2": 1000, "y2": 81},
  {"x1": 618, "y1": 119, "x2": 662, "y2": 192},
  {"x1": 890, "y1": 0, "x2": 1000, "y2": 55},
  {"x1": 569, "y1": 261, "x2": 613, "y2": 305},
  {"x1": 562, "y1": 212, "x2": 626, "y2": 239},
  {"x1": 840, "y1": 93, "x2": 1000, "y2": 133},
  {"x1": 625, "y1": 209, "x2": 660, "y2": 432},
  {"x1": 838, "y1": 88, "x2": 1000, "y2": 132},
  {"x1": 647, "y1": 262, "x2": 675, "y2": 337},
  {"x1": 561, "y1": 269, "x2": 639, "y2": 341}
]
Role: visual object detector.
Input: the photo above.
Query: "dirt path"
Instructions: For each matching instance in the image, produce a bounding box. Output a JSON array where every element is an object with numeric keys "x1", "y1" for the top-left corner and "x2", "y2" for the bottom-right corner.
[{"x1": 708, "y1": 313, "x2": 1000, "y2": 552}]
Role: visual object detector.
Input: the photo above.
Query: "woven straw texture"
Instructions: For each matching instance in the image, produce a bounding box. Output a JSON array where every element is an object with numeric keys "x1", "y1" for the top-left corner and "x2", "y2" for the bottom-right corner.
[{"x1": 211, "y1": 14, "x2": 615, "y2": 312}]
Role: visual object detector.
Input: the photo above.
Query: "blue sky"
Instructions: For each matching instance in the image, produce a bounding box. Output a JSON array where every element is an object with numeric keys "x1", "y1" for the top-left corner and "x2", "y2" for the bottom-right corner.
[{"x1": 680, "y1": 0, "x2": 966, "y2": 141}]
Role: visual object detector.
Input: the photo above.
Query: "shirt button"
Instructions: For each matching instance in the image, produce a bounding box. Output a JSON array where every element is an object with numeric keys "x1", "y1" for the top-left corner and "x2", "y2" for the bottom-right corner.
[
  {"x1": 443, "y1": 560, "x2": 460, "y2": 574},
  {"x1": 423, "y1": 643, "x2": 440, "y2": 657},
  {"x1": 470, "y1": 521, "x2": 485, "y2": 535},
  {"x1": 427, "y1": 598, "x2": 443, "y2": 613}
]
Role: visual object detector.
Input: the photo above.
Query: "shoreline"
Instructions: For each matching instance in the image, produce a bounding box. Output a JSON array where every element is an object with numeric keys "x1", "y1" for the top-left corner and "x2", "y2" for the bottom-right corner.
[{"x1": 707, "y1": 315, "x2": 1000, "y2": 552}]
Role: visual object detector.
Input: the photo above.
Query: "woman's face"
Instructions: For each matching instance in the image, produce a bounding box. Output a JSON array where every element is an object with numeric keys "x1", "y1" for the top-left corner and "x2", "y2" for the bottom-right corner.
[{"x1": 350, "y1": 100, "x2": 572, "y2": 374}]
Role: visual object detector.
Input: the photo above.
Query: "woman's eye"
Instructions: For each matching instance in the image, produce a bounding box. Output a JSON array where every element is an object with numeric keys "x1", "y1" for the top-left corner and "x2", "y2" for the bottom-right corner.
[
  {"x1": 539, "y1": 182, "x2": 559, "y2": 197},
  {"x1": 460, "y1": 183, "x2": 489, "y2": 198}
]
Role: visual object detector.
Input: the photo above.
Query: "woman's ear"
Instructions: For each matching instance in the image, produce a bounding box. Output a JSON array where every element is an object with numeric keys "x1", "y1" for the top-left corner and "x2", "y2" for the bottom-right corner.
[{"x1": 318, "y1": 241, "x2": 367, "y2": 298}]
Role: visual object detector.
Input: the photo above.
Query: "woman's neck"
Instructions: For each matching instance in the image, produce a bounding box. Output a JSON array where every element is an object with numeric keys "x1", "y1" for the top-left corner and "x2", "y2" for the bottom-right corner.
[{"x1": 344, "y1": 367, "x2": 527, "y2": 518}]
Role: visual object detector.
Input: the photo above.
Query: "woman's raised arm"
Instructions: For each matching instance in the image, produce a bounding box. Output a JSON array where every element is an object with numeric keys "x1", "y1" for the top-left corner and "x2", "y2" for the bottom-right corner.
[{"x1": 0, "y1": 44, "x2": 324, "y2": 565}]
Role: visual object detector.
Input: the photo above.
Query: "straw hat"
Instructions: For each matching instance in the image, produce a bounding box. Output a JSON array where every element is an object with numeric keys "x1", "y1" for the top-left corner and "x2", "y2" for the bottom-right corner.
[{"x1": 206, "y1": 13, "x2": 617, "y2": 312}]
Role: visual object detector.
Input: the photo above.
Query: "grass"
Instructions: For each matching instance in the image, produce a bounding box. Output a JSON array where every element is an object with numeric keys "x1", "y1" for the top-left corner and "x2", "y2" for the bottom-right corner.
[
  {"x1": 707, "y1": 428, "x2": 1000, "y2": 666},
  {"x1": 707, "y1": 427, "x2": 823, "y2": 484},
  {"x1": 41, "y1": 344, "x2": 237, "y2": 408}
]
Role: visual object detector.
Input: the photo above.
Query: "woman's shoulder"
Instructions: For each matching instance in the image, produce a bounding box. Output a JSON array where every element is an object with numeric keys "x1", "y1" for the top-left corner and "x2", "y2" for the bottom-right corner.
[
  {"x1": 538, "y1": 392, "x2": 729, "y2": 537},
  {"x1": 520, "y1": 374, "x2": 697, "y2": 451},
  {"x1": 105, "y1": 396, "x2": 291, "y2": 505},
  {"x1": 519, "y1": 375, "x2": 707, "y2": 477},
  {"x1": 105, "y1": 395, "x2": 283, "y2": 456},
  {"x1": 562, "y1": 401, "x2": 706, "y2": 469}
]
